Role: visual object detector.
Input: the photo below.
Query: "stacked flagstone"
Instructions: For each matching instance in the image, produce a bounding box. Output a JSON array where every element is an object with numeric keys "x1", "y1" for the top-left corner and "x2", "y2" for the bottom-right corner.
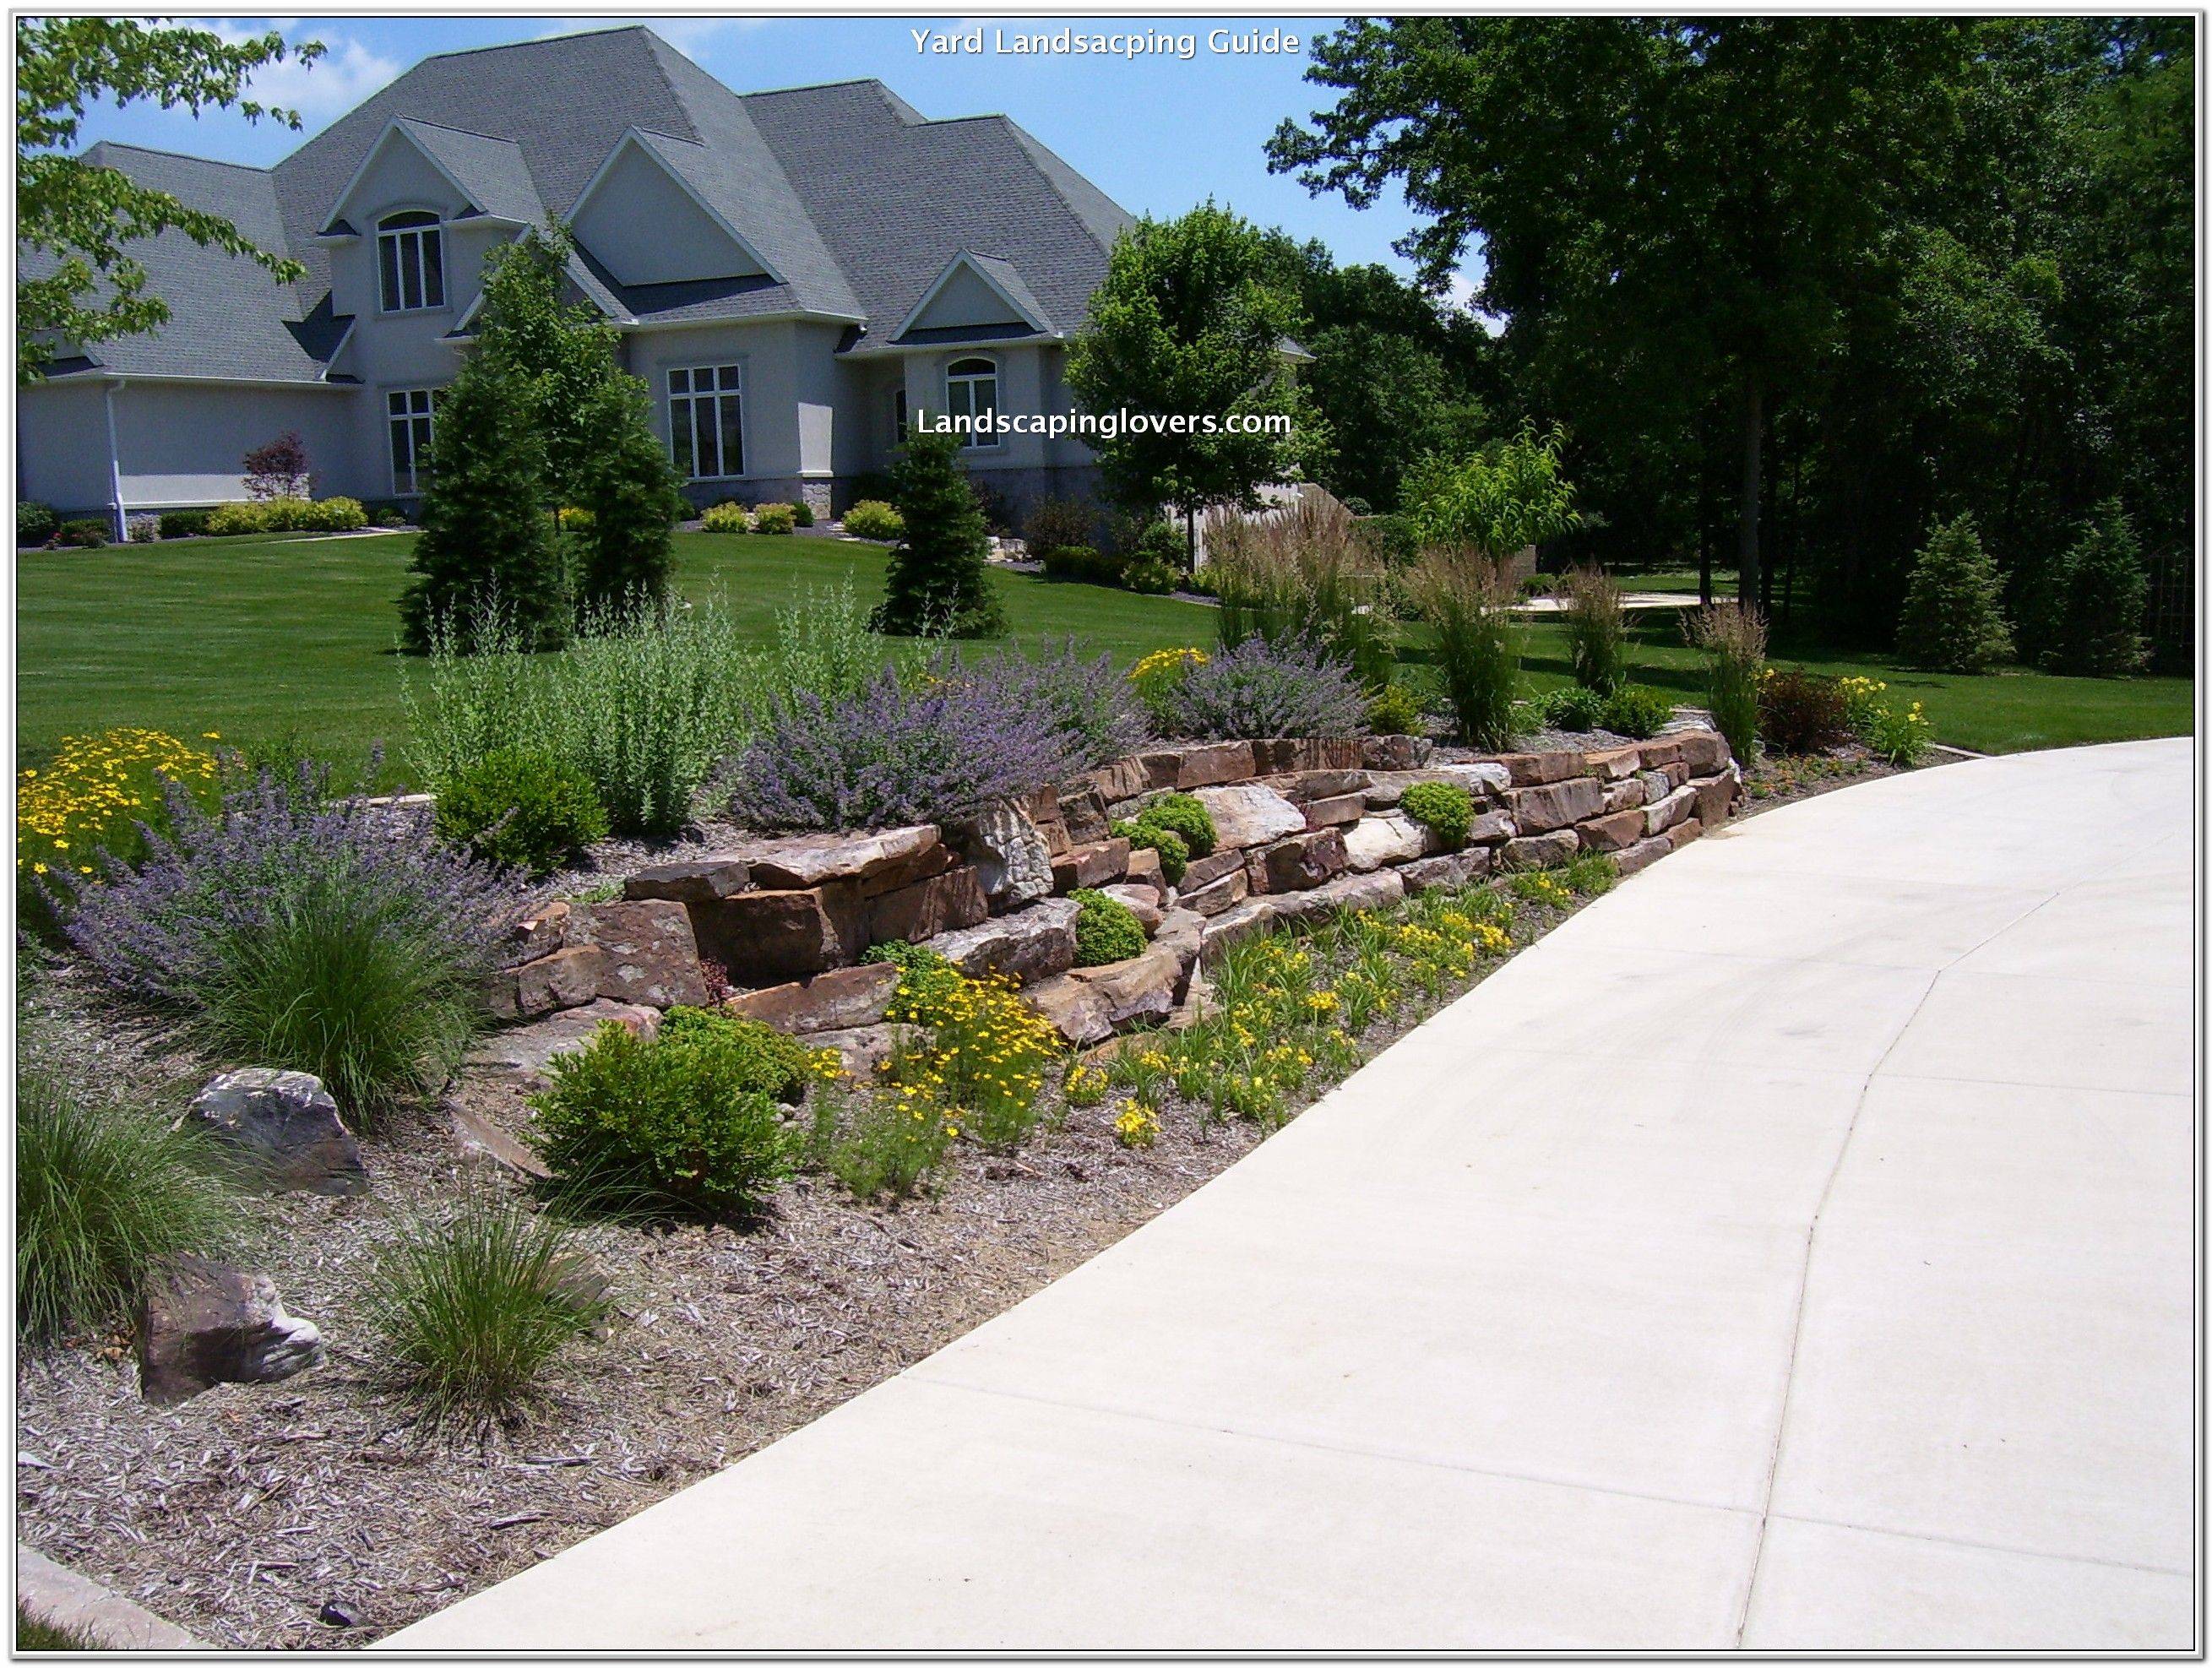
[{"x1": 478, "y1": 725, "x2": 1741, "y2": 1067}]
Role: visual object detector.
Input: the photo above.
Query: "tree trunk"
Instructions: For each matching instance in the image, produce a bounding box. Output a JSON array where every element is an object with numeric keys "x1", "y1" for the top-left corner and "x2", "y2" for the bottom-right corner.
[
  {"x1": 1696, "y1": 425, "x2": 1715, "y2": 609},
  {"x1": 1737, "y1": 372, "x2": 1764, "y2": 614}
]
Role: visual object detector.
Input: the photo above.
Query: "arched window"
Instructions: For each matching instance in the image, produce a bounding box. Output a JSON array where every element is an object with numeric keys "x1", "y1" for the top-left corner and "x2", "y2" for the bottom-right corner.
[
  {"x1": 378, "y1": 211, "x2": 445, "y2": 312},
  {"x1": 944, "y1": 356, "x2": 998, "y2": 449}
]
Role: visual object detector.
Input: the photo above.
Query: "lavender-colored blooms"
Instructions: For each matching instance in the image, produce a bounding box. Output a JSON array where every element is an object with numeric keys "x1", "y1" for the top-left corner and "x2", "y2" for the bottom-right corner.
[
  {"x1": 68, "y1": 767, "x2": 519, "y2": 1006},
  {"x1": 941, "y1": 639, "x2": 1151, "y2": 770},
  {"x1": 726, "y1": 663, "x2": 1089, "y2": 830},
  {"x1": 1162, "y1": 636, "x2": 1371, "y2": 740}
]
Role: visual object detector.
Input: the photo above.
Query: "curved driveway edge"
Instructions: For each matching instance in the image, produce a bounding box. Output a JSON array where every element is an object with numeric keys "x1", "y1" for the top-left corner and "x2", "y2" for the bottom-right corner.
[{"x1": 383, "y1": 739, "x2": 2193, "y2": 1652}]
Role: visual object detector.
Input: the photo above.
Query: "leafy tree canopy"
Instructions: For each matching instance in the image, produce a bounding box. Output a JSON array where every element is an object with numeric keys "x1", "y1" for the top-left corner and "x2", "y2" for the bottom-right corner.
[{"x1": 17, "y1": 18, "x2": 321, "y2": 383}]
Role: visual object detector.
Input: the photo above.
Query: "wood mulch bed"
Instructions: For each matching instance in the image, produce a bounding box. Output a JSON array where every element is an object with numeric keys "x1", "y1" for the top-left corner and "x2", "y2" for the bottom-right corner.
[{"x1": 15, "y1": 872, "x2": 1592, "y2": 1651}]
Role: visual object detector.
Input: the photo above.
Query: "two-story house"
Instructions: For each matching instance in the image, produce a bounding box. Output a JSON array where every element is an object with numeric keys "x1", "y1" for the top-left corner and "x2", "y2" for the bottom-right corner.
[{"x1": 18, "y1": 25, "x2": 1133, "y2": 532}]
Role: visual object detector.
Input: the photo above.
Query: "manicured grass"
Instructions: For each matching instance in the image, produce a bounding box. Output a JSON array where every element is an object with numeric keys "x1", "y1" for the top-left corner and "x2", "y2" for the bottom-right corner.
[
  {"x1": 18, "y1": 531, "x2": 2188, "y2": 770},
  {"x1": 16, "y1": 531, "x2": 1216, "y2": 778},
  {"x1": 1500, "y1": 614, "x2": 2193, "y2": 755}
]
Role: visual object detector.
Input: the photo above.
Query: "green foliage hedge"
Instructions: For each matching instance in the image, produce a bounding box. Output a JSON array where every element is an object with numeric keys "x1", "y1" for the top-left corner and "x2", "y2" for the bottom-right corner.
[{"x1": 1072, "y1": 888, "x2": 1148, "y2": 966}]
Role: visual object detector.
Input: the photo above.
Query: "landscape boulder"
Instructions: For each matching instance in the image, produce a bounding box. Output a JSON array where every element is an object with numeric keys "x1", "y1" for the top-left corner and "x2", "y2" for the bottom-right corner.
[
  {"x1": 1097, "y1": 883, "x2": 1166, "y2": 932},
  {"x1": 1248, "y1": 829, "x2": 1348, "y2": 894},
  {"x1": 864, "y1": 866, "x2": 989, "y2": 943},
  {"x1": 138, "y1": 1257, "x2": 324, "y2": 1405},
  {"x1": 1644, "y1": 783, "x2": 1698, "y2": 837},
  {"x1": 721, "y1": 963, "x2": 899, "y2": 1034},
  {"x1": 571, "y1": 899, "x2": 709, "y2": 1008},
  {"x1": 1399, "y1": 849, "x2": 1492, "y2": 893},
  {"x1": 1577, "y1": 808, "x2": 1649, "y2": 855},
  {"x1": 1505, "y1": 777, "x2": 1606, "y2": 833},
  {"x1": 469, "y1": 999, "x2": 661, "y2": 1081},
  {"x1": 1189, "y1": 783, "x2": 1306, "y2": 850},
  {"x1": 1051, "y1": 838, "x2": 1131, "y2": 893},
  {"x1": 734, "y1": 825, "x2": 944, "y2": 892},
  {"x1": 622, "y1": 855, "x2": 753, "y2": 905},
  {"x1": 925, "y1": 897, "x2": 1081, "y2": 985},
  {"x1": 942, "y1": 798, "x2": 1053, "y2": 913},
  {"x1": 1141, "y1": 742, "x2": 1254, "y2": 791},
  {"x1": 691, "y1": 888, "x2": 860, "y2": 984},
  {"x1": 185, "y1": 1069, "x2": 367, "y2": 1196},
  {"x1": 1022, "y1": 975, "x2": 1117, "y2": 1047},
  {"x1": 1341, "y1": 812, "x2": 1431, "y2": 872},
  {"x1": 1502, "y1": 829, "x2": 1580, "y2": 869}
]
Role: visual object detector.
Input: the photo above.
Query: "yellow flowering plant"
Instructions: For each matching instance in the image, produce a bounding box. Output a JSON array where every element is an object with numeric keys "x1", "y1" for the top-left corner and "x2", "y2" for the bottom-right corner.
[
  {"x1": 1112, "y1": 1101, "x2": 1160, "y2": 1149},
  {"x1": 16, "y1": 726, "x2": 219, "y2": 930}
]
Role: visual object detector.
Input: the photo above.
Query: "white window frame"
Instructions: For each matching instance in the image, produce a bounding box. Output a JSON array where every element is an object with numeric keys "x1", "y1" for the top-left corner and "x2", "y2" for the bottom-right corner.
[
  {"x1": 668, "y1": 363, "x2": 746, "y2": 481},
  {"x1": 387, "y1": 387, "x2": 438, "y2": 496},
  {"x1": 376, "y1": 211, "x2": 447, "y2": 313},
  {"x1": 944, "y1": 356, "x2": 1000, "y2": 451}
]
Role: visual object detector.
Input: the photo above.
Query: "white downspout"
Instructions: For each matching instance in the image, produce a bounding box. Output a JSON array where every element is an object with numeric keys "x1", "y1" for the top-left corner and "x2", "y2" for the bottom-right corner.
[{"x1": 101, "y1": 378, "x2": 126, "y2": 541}]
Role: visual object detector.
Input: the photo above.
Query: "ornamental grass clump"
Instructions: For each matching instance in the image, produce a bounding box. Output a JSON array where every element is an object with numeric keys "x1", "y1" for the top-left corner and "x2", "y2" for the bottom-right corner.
[
  {"x1": 726, "y1": 661, "x2": 1086, "y2": 830},
  {"x1": 363, "y1": 1198, "x2": 610, "y2": 1429},
  {"x1": 1686, "y1": 602, "x2": 1766, "y2": 766},
  {"x1": 1154, "y1": 635, "x2": 1369, "y2": 741},
  {"x1": 1204, "y1": 491, "x2": 1395, "y2": 692},
  {"x1": 1557, "y1": 565, "x2": 1628, "y2": 695},
  {"x1": 1408, "y1": 551, "x2": 1521, "y2": 750},
  {"x1": 66, "y1": 768, "x2": 517, "y2": 1120},
  {"x1": 16, "y1": 1051, "x2": 236, "y2": 1345}
]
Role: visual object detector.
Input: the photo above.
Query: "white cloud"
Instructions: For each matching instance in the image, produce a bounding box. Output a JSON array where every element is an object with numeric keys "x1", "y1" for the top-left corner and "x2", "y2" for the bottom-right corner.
[
  {"x1": 1439, "y1": 264, "x2": 1506, "y2": 336},
  {"x1": 185, "y1": 20, "x2": 400, "y2": 122}
]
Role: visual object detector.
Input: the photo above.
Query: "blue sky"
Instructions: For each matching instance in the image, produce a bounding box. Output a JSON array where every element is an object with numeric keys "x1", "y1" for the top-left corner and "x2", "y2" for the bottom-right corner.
[{"x1": 69, "y1": 15, "x2": 1474, "y2": 302}]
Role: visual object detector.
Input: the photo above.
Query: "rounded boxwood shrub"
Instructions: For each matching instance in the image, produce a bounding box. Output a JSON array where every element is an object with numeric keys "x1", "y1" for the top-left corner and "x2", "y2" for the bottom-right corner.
[
  {"x1": 1122, "y1": 558, "x2": 1180, "y2": 595},
  {"x1": 1114, "y1": 818, "x2": 1189, "y2": 885},
  {"x1": 1600, "y1": 686, "x2": 1676, "y2": 740},
  {"x1": 529, "y1": 1009, "x2": 805, "y2": 1220},
  {"x1": 842, "y1": 499, "x2": 904, "y2": 541},
  {"x1": 1071, "y1": 888, "x2": 1146, "y2": 967},
  {"x1": 19, "y1": 502, "x2": 58, "y2": 546},
  {"x1": 1040, "y1": 545, "x2": 1125, "y2": 586},
  {"x1": 791, "y1": 500, "x2": 816, "y2": 528},
  {"x1": 1366, "y1": 681, "x2": 1426, "y2": 736},
  {"x1": 434, "y1": 745, "x2": 609, "y2": 877},
  {"x1": 1532, "y1": 685, "x2": 1607, "y2": 732},
  {"x1": 1133, "y1": 791, "x2": 1216, "y2": 858},
  {"x1": 1400, "y1": 780, "x2": 1476, "y2": 847},
  {"x1": 57, "y1": 519, "x2": 108, "y2": 549},
  {"x1": 157, "y1": 508, "x2": 211, "y2": 540},
  {"x1": 752, "y1": 502, "x2": 798, "y2": 535},
  {"x1": 699, "y1": 501, "x2": 750, "y2": 534}
]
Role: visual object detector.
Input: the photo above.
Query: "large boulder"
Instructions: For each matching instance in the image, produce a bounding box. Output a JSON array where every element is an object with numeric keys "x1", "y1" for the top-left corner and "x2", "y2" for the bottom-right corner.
[
  {"x1": 866, "y1": 866, "x2": 989, "y2": 943},
  {"x1": 185, "y1": 1068, "x2": 367, "y2": 1196},
  {"x1": 1097, "y1": 883, "x2": 1166, "y2": 932},
  {"x1": 1022, "y1": 975, "x2": 1117, "y2": 1047},
  {"x1": 690, "y1": 889, "x2": 859, "y2": 984},
  {"x1": 469, "y1": 999, "x2": 662, "y2": 1081},
  {"x1": 1177, "y1": 865, "x2": 1250, "y2": 917},
  {"x1": 1140, "y1": 742, "x2": 1255, "y2": 791},
  {"x1": 622, "y1": 855, "x2": 753, "y2": 904},
  {"x1": 1502, "y1": 829, "x2": 1580, "y2": 869},
  {"x1": 1399, "y1": 849, "x2": 1492, "y2": 894},
  {"x1": 1578, "y1": 808, "x2": 1649, "y2": 854},
  {"x1": 138, "y1": 1257, "x2": 324, "y2": 1405},
  {"x1": 925, "y1": 897, "x2": 1081, "y2": 986},
  {"x1": 721, "y1": 962, "x2": 899, "y2": 1033},
  {"x1": 1342, "y1": 812, "x2": 1430, "y2": 872},
  {"x1": 1644, "y1": 783, "x2": 1698, "y2": 837},
  {"x1": 942, "y1": 798, "x2": 1053, "y2": 914},
  {"x1": 1362, "y1": 763, "x2": 1509, "y2": 807},
  {"x1": 1504, "y1": 776, "x2": 1606, "y2": 834},
  {"x1": 1050, "y1": 838, "x2": 1131, "y2": 893},
  {"x1": 1246, "y1": 829, "x2": 1348, "y2": 893},
  {"x1": 1189, "y1": 784, "x2": 1306, "y2": 850},
  {"x1": 733, "y1": 825, "x2": 944, "y2": 891},
  {"x1": 570, "y1": 900, "x2": 709, "y2": 1009},
  {"x1": 1692, "y1": 769, "x2": 1739, "y2": 826},
  {"x1": 1496, "y1": 751, "x2": 1589, "y2": 787}
]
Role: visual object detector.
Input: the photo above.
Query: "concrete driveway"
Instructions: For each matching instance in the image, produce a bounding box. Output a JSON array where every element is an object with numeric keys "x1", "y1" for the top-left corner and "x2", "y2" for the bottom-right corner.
[{"x1": 383, "y1": 739, "x2": 2194, "y2": 1652}]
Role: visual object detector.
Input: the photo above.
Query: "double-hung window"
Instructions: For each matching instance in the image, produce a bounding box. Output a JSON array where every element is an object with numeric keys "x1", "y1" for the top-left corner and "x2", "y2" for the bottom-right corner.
[
  {"x1": 388, "y1": 388, "x2": 438, "y2": 495},
  {"x1": 945, "y1": 356, "x2": 998, "y2": 448},
  {"x1": 669, "y1": 364, "x2": 743, "y2": 480},
  {"x1": 377, "y1": 212, "x2": 445, "y2": 312}
]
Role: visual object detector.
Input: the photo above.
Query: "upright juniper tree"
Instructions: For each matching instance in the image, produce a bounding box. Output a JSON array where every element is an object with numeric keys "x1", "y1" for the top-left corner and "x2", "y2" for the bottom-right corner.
[
  {"x1": 399, "y1": 360, "x2": 564, "y2": 651},
  {"x1": 1895, "y1": 513, "x2": 2013, "y2": 674},
  {"x1": 872, "y1": 429, "x2": 1005, "y2": 638},
  {"x1": 569, "y1": 375, "x2": 688, "y2": 617}
]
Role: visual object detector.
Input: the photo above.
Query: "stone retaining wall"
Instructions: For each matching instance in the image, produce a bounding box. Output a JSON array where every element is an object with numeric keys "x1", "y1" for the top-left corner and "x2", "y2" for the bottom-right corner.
[{"x1": 481, "y1": 725, "x2": 1741, "y2": 1068}]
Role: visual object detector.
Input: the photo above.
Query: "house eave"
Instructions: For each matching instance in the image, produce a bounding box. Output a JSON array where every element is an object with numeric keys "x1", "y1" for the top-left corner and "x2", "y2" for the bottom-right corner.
[{"x1": 616, "y1": 309, "x2": 866, "y2": 334}]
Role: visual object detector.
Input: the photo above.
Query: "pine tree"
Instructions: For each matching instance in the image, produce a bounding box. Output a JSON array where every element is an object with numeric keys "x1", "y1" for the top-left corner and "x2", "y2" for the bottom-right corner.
[
  {"x1": 2052, "y1": 500, "x2": 2149, "y2": 676},
  {"x1": 399, "y1": 359, "x2": 566, "y2": 651},
  {"x1": 870, "y1": 428, "x2": 1007, "y2": 638},
  {"x1": 569, "y1": 375, "x2": 687, "y2": 617},
  {"x1": 1895, "y1": 513, "x2": 2014, "y2": 674}
]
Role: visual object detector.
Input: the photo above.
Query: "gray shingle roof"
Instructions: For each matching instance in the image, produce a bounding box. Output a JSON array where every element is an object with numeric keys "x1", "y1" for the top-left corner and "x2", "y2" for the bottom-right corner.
[
  {"x1": 31, "y1": 143, "x2": 335, "y2": 383},
  {"x1": 45, "y1": 26, "x2": 1130, "y2": 380}
]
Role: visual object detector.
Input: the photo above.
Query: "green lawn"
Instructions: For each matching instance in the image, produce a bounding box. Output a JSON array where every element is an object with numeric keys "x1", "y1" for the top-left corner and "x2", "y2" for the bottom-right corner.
[
  {"x1": 18, "y1": 530, "x2": 2189, "y2": 775},
  {"x1": 1502, "y1": 612, "x2": 2193, "y2": 755},
  {"x1": 16, "y1": 530, "x2": 1216, "y2": 777}
]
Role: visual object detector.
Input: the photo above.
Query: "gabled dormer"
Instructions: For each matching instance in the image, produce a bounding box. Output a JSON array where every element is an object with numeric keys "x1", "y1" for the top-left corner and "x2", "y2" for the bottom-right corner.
[
  {"x1": 566, "y1": 128, "x2": 785, "y2": 288},
  {"x1": 892, "y1": 252, "x2": 1055, "y2": 343}
]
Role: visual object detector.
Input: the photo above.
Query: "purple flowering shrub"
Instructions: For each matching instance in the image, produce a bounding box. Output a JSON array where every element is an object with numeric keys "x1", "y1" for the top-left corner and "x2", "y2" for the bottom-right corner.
[
  {"x1": 726, "y1": 663, "x2": 1089, "y2": 829},
  {"x1": 938, "y1": 640, "x2": 1150, "y2": 771},
  {"x1": 1157, "y1": 636, "x2": 1371, "y2": 740},
  {"x1": 68, "y1": 767, "x2": 519, "y2": 1118}
]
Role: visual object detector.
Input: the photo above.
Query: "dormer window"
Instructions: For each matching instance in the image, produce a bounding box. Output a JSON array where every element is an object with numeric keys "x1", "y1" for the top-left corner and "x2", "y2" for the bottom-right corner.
[{"x1": 378, "y1": 211, "x2": 445, "y2": 312}]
